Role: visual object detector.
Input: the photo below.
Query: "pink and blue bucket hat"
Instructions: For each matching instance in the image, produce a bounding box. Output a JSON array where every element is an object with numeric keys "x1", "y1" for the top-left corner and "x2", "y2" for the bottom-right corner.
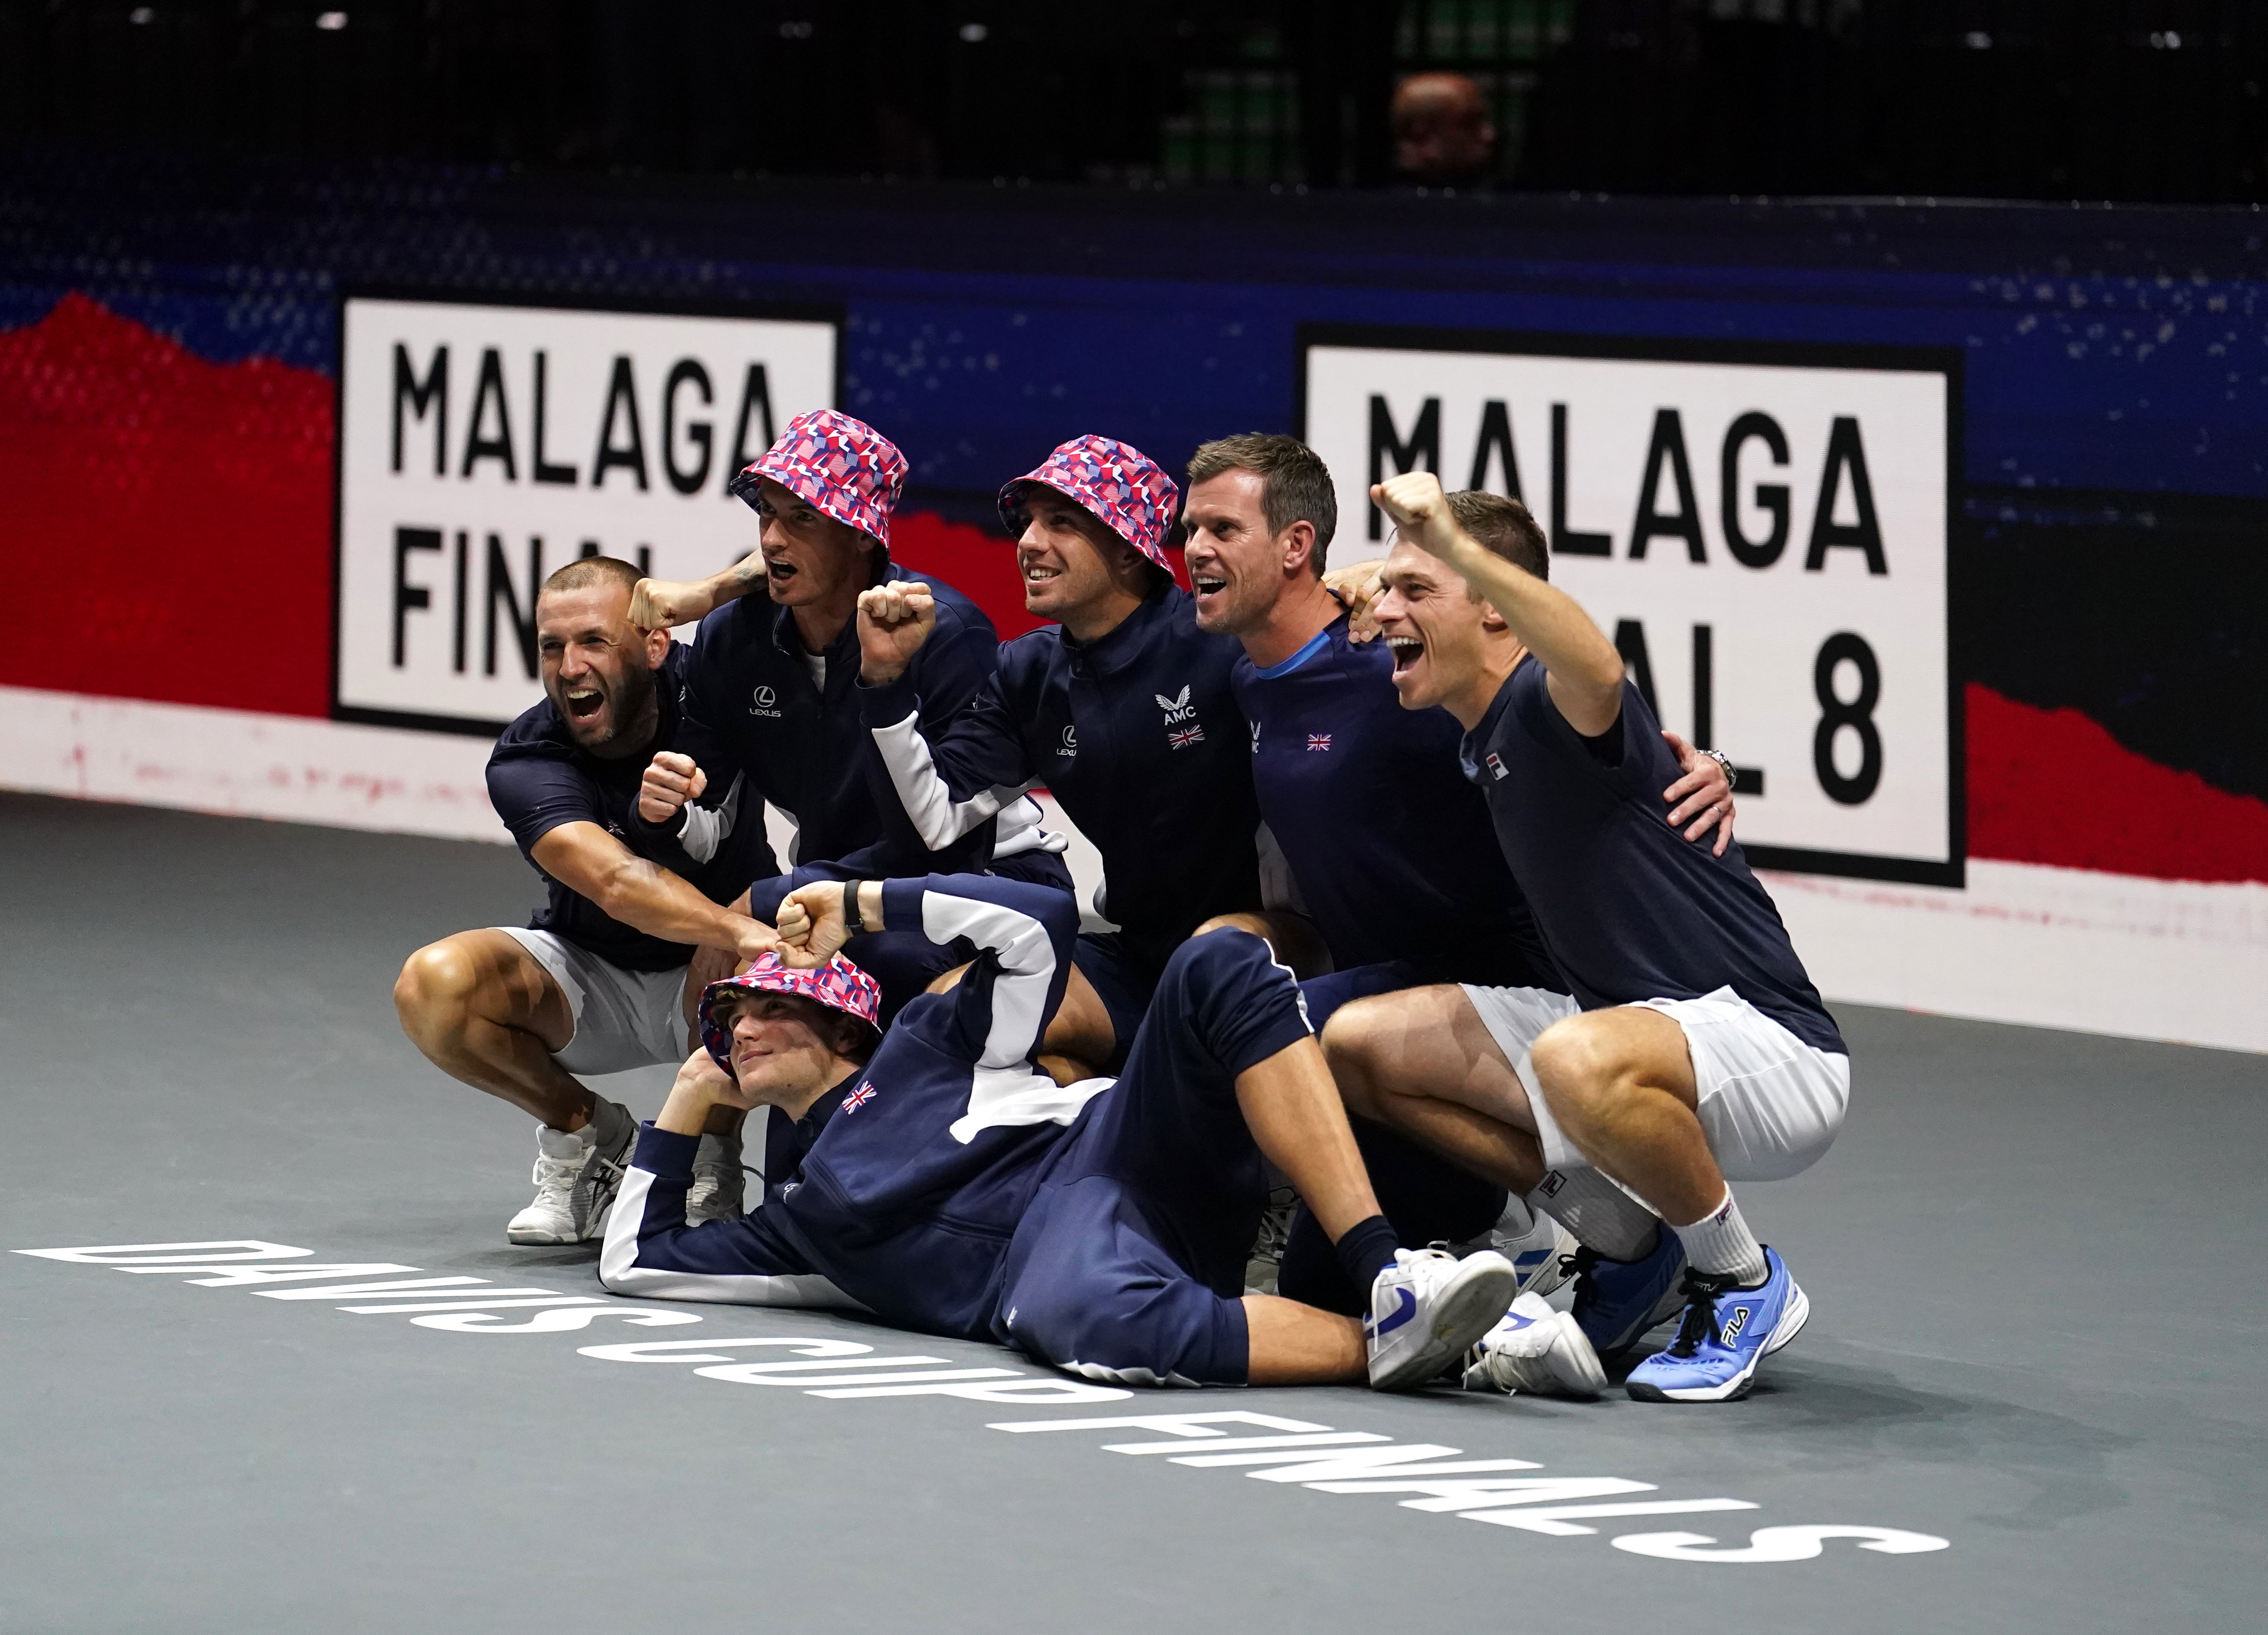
[
  {"x1": 729, "y1": 409, "x2": 907, "y2": 550},
  {"x1": 998, "y1": 435, "x2": 1181, "y2": 572},
  {"x1": 698, "y1": 951, "x2": 883, "y2": 1073}
]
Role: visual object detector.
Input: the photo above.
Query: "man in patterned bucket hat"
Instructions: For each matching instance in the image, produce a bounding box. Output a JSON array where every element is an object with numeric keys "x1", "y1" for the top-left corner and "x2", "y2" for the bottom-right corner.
[
  {"x1": 626, "y1": 410, "x2": 1072, "y2": 1023},
  {"x1": 604, "y1": 870, "x2": 1522, "y2": 1395},
  {"x1": 850, "y1": 434, "x2": 1309, "y2": 1085}
]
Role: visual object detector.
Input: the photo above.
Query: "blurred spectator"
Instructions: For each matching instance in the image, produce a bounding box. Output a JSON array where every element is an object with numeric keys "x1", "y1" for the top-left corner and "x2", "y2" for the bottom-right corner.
[{"x1": 1391, "y1": 72, "x2": 1496, "y2": 186}]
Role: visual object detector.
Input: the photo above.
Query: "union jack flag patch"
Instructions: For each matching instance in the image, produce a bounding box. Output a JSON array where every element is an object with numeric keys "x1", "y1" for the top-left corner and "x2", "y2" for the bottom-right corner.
[
  {"x1": 1168, "y1": 726, "x2": 1205, "y2": 750},
  {"x1": 1306, "y1": 734, "x2": 1332, "y2": 752},
  {"x1": 842, "y1": 1083, "x2": 877, "y2": 1113}
]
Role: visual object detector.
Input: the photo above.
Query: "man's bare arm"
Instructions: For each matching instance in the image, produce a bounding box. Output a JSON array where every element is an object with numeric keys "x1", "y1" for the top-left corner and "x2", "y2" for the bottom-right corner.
[
  {"x1": 531, "y1": 822, "x2": 779, "y2": 963},
  {"x1": 1371, "y1": 471, "x2": 1625, "y2": 736},
  {"x1": 629, "y1": 550, "x2": 770, "y2": 631}
]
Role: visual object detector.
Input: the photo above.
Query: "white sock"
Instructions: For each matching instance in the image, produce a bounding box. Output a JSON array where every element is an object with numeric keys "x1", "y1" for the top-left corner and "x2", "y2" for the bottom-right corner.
[
  {"x1": 1672, "y1": 1188, "x2": 1767, "y2": 1286},
  {"x1": 1525, "y1": 1167, "x2": 1661, "y2": 1263}
]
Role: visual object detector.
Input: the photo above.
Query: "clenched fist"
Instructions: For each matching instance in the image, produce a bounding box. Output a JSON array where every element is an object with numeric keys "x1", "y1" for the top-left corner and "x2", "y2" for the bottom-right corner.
[
  {"x1": 857, "y1": 580, "x2": 939, "y2": 685},
  {"x1": 630, "y1": 576, "x2": 715, "y2": 631},
  {"x1": 638, "y1": 751, "x2": 707, "y2": 824}
]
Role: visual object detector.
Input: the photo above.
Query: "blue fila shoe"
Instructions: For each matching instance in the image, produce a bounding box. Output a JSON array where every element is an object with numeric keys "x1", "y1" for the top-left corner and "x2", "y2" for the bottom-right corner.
[
  {"x1": 1367, "y1": 1247, "x2": 1519, "y2": 1391},
  {"x1": 1624, "y1": 1247, "x2": 1809, "y2": 1404},
  {"x1": 1565, "y1": 1228, "x2": 1689, "y2": 1358}
]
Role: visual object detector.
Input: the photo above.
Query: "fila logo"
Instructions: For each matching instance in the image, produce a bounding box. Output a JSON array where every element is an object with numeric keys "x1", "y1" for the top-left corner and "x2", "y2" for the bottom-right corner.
[
  {"x1": 1720, "y1": 1305, "x2": 1751, "y2": 1346},
  {"x1": 751, "y1": 684, "x2": 782, "y2": 719},
  {"x1": 1537, "y1": 1170, "x2": 1567, "y2": 1198},
  {"x1": 1058, "y1": 725, "x2": 1078, "y2": 757},
  {"x1": 1486, "y1": 752, "x2": 1507, "y2": 780},
  {"x1": 1155, "y1": 685, "x2": 1195, "y2": 725}
]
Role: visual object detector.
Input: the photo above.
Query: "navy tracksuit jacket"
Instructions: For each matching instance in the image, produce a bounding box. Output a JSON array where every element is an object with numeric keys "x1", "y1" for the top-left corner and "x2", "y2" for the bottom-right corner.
[
  {"x1": 631, "y1": 564, "x2": 1071, "y2": 1014},
  {"x1": 857, "y1": 581, "x2": 1264, "y2": 979},
  {"x1": 599, "y1": 873, "x2": 1313, "y2": 1385}
]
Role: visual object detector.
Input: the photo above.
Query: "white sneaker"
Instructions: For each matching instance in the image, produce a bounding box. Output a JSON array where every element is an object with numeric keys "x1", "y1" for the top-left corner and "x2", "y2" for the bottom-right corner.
[
  {"x1": 687, "y1": 1132, "x2": 746, "y2": 1226},
  {"x1": 506, "y1": 1101, "x2": 633, "y2": 1245},
  {"x1": 1484, "y1": 1199, "x2": 1580, "y2": 1299},
  {"x1": 1462, "y1": 1291, "x2": 1608, "y2": 1398},
  {"x1": 1366, "y1": 1246, "x2": 1519, "y2": 1391}
]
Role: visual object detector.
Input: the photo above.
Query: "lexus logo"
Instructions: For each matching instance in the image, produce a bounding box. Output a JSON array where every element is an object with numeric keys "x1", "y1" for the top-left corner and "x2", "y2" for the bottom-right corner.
[{"x1": 754, "y1": 686, "x2": 776, "y2": 709}]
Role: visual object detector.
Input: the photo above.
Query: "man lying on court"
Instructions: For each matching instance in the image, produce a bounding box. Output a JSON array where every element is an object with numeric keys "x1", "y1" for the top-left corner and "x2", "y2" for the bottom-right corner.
[
  {"x1": 598, "y1": 871, "x2": 1522, "y2": 1390},
  {"x1": 1326, "y1": 473, "x2": 1850, "y2": 1404}
]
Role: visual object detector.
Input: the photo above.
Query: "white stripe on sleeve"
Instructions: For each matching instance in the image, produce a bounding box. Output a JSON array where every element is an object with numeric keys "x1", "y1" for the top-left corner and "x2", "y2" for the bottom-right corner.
[
  {"x1": 870, "y1": 709, "x2": 1038, "y2": 849},
  {"x1": 598, "y1": 1167, "x2": 866, "y2": 1310}
]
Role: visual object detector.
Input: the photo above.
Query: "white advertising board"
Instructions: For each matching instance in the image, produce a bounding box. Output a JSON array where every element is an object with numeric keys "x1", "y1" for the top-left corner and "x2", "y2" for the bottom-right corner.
[
  {"x1": 335, "y1": 295, "x2": 839, "y2": 732},
  {"x1": 1301, "y1": 327, "x2": 1960, "y2": 884}
]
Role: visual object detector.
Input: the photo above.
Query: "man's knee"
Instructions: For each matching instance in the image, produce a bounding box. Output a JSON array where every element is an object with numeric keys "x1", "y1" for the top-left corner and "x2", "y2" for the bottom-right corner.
[
  {"x1": 1319, "y1": 998, "x2": 1391, "y2": 1119},
  {"x1": 1530, "y1": 1013, "x2": 1643, "y2": 1119},
  {"x1": 394, "y1": 939, "x2": 482, "y2": 1037}
]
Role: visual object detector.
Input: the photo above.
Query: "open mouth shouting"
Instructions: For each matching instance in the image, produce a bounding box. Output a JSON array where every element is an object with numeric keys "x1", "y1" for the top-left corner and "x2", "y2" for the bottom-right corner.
[
  {"x1": 763, "y1": 552, "x2": 801, "y2": 592},
  {"x1": 1385, "y1": 633, "x2": 1425, "y2": 675},
  {"x1": 563, "y1": 684, "x2": 608, "y2": 725}
]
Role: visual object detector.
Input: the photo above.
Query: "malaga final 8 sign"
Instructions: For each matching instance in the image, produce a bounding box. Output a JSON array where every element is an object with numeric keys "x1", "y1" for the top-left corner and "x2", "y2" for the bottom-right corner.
[
  {"x1": 333, "y1": 294, "x2": 840, "y2": 734},
  {"x1": 1301, "y1": 326, "x2": 1960, "y2": 886}
]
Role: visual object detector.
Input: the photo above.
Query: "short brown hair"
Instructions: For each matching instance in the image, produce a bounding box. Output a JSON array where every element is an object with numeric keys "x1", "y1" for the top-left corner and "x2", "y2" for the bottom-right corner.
[
  {"x1": 541, "y1": 554, "x2": 643, "y2": 599},
  {"x1": 1444, "y1": 490, "x2": 1548, "y2": 583},
  {"x1": 1186, "y1": 433, "x2": 1338, "y2": 575}
]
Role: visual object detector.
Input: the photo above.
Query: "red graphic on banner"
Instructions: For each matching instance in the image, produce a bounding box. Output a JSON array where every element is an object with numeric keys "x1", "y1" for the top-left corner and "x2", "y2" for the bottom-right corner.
[
  {"x1": 1967, "y1": 683, "x2": 2268, "y2": 884},
  {"x1": 0, "y1": 293, "x2": 336, "y2": 717}
]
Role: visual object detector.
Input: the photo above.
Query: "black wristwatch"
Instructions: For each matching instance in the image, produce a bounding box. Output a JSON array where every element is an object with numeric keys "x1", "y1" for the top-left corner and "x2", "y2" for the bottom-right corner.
[{"x1": 842, "y1": 880, "x2": 866, "y2": 939}]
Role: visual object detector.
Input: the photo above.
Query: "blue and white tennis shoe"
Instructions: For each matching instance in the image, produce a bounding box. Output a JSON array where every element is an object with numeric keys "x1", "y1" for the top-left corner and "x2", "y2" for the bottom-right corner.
[
  {"x1": 1462, "y1": 1291, "x2": 1608, "y2": 1398},
  {"x1": 1625, "y1": 1247, "x2": 1809, "y2": 1403},
  {"x1": 1366, "y1": 1246, "x2": 1520, "y2": 1391}
]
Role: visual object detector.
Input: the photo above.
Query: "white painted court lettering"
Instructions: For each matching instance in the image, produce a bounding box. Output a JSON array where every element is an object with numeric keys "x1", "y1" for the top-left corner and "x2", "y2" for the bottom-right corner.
[
  {"x1": 990, "y1": 1410, "x2": 1947, "y2": 1564},
  {"x1": 16, "y1": 1241, "x2": 1950, "y2": 1565}
]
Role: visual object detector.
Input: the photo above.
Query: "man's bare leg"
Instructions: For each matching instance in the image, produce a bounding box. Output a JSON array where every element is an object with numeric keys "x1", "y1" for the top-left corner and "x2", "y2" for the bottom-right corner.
[
  {"x1": 928, "y1": 957, "x2": 1112, "y2": 1085},
  {"x1": 395, "y1": 931, "x2": 590, "y2": 1129},
  {"x1": 1243, "y1": 1295, "x2": 1363, "y2": 1384},
  {"x1": 1231, "y1": 1036, "x2": 1384, "y2": 1240},
  {"x1": 1529, "y1": 1008, "x2": 1721, "y2": 1224},
  {"x1": 1194, "y1": 910, "x2": 1331, "y2": 980},
  {"x1": 1321, "y1": 985, "x2": 1547, "y2": 1192}
]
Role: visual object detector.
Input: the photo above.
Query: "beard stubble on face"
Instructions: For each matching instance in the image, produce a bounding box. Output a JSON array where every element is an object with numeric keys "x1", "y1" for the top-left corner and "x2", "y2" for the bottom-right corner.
[{"x1": 557, "y1": 653, "x2": 658, "y2": 757}]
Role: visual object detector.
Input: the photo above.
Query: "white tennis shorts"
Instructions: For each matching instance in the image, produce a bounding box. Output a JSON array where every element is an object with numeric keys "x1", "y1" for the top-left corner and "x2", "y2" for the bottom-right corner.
[
  {"x1": 496, "y1": 928, "x2": 694, "y2": 1076},
  {"x1": 1460, "y1": 983, "x2": 1850, "y2": 1183}
]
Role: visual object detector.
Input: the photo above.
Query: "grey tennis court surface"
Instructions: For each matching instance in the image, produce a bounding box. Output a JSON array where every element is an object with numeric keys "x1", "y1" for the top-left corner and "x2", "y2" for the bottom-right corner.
[{"x1": 3, "y1": 791, "x2": 2261, "y2": 1634}]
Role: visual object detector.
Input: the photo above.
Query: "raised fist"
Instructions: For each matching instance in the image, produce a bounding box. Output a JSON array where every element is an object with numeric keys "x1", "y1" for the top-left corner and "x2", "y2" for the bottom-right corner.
[
  {"x1": 857, "y1": 580, "x2": 939, "y2": 685},
  {"x1": 638, "y1": 751, "x2": 707, "y2": 824}
]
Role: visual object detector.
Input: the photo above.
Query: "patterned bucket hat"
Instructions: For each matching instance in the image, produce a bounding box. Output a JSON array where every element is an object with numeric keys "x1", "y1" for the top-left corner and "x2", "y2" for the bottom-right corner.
[
  {"x1": 728, "y1": 410, "x2": 907, "y2": 550},
  {"x1": 698, "y1": 951, "x2": 883, "y2": 1074},
  {"x1": 998, "y1": 435, "x2": 1181, "y2": 572}
]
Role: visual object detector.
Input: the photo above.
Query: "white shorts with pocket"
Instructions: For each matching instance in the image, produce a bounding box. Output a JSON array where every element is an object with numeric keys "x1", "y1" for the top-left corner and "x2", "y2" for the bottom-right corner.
[
  {"x1": 1460, "y1": 983, "x2": 1849, "y2": 1183},
  {"x1": 497, "y1": 927, "x2": 694, "y2": 1076}
]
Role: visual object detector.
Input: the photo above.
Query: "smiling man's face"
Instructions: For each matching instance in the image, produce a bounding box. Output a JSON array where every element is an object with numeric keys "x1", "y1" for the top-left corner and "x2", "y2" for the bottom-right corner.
[
  {"x1": 1181, "y1": 468, "x2": 1306, "y2": 636},
  {"x1": 713, "y1": 991, "x2": 853, "y2": 1103},
  {"x1": 1016, "y1": 488, "x2": 1135, "y2": 623},
  {"x1": 536, "y1": 581, "x2": 663, "y2": 757},
  {"x1": 1373, "y1": 536, "x2": 1491, "y2": 712}
]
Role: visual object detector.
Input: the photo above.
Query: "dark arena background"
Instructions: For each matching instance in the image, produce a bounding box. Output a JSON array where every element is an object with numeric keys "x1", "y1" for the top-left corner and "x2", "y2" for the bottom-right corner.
[{"x1": 3, "y1": 4, "x2": 2263, "y2": 1632}]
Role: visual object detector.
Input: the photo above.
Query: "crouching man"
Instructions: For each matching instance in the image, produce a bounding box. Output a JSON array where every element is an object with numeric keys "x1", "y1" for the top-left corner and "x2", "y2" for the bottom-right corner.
[
  {"x1": 602, "y1": 873, "x2": 1521, "y2": 1390},
  {"x1": 394, "y1": 557, "x2": 782, "y2": 1245}
]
